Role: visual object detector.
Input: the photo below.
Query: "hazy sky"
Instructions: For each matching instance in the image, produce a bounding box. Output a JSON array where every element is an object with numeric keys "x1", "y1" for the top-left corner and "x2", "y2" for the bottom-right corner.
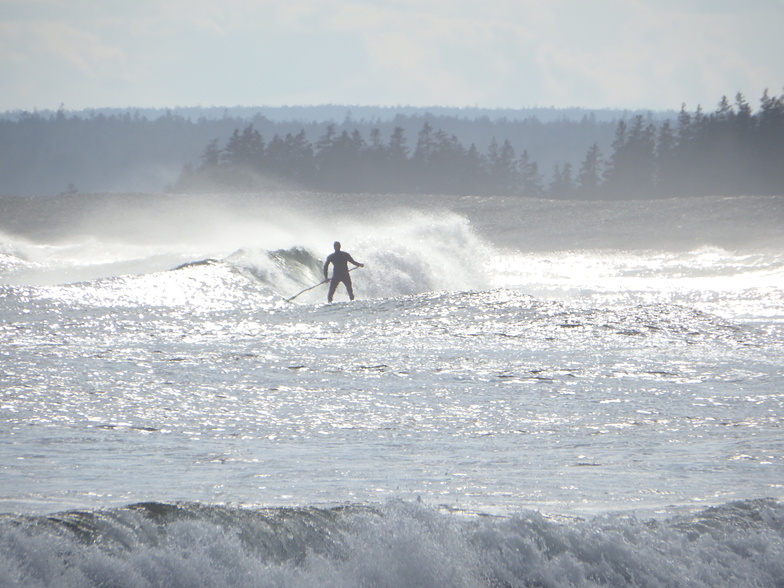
[{"x1": 1, "y1": 0, "x2": 782, "y2": 112}]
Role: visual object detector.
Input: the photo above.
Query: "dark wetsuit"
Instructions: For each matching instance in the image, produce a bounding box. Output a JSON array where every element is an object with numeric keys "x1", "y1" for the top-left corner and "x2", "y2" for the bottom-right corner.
[{"x1": 323, "y1": 250, "x2": 360, "y2": 302}]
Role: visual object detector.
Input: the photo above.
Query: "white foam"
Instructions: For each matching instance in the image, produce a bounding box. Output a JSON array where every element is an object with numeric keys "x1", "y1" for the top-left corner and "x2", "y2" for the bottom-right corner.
[{"x1": 1, "y1": 500, "x2": 782, "y2": 588}]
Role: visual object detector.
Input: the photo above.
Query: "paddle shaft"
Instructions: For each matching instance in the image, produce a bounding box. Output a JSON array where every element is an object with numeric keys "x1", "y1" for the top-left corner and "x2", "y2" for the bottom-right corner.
[{"x1": 286, "y1": 266, "x2": 360, "y2": 302}]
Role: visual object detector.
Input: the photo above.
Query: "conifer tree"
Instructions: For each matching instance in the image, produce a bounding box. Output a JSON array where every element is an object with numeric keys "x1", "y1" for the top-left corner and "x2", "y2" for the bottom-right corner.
[
  {"x1": 387, "y1": 126, "x2": 410, "y2": 192},
  {"x1": 549, "y1": 163, "x2": 574, "y2": 199},
  {"x1": 487, "y1": 139, "x2": 519, "y2": 195},
  {"x1": 222, "y1": 124, "x2": 264, "y2": 168},
  {"x1": 200, "y1": 138, "x2": 221, "y2": 168},
  {"x1": 413, "y1": 122, "x2": 438, "y2": 192},
  {"x1": 576, "y1": 143, "x2": 603, "y2": 199},
  {"x1": 654, "y1": 120, "x2": 676, "y2": 197},
  {"x1": 518, "y1": 150, "x2": 544, "y2": 198},
  {"x1": 604, "y1": 116, "x2": 656, "y2": 198},
  {"x1": 756, "y1": 88, "x2": 784, "y2": 193}
]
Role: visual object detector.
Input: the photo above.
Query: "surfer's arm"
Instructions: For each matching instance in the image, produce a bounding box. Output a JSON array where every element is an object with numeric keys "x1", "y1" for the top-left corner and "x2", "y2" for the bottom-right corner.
[
  {"x1": 323, "y1": 259, "x2": 330, "y2": 280},
  {"x1": 347, "y1": 255, "x2": 364, "y2": 268}
]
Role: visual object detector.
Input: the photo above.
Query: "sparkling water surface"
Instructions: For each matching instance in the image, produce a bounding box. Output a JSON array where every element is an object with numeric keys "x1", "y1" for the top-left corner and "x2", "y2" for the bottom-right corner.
[
  {"x1": 3, "y1": 197, "x2": 783, "y2": 517},
  {"x1": 2, "y1": 193, "x2": 784, "y2": 586}
]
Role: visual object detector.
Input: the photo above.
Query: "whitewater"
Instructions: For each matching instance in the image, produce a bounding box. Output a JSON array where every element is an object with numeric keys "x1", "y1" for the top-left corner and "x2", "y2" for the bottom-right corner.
[{"x1": 1, "y1": 192, "x2": 783, "y2": 587}]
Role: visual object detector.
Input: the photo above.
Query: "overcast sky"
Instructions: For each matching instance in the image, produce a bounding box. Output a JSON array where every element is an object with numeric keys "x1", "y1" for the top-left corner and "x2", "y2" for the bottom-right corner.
[{"x1": 1, "y1": 0, "x2": 782, "y2": 113}]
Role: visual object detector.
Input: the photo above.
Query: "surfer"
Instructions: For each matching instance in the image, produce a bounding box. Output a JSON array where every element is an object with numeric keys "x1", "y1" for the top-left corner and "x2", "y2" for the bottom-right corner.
[{"x1": 323, "y1": 241, "x2": 364, "y2": 302}]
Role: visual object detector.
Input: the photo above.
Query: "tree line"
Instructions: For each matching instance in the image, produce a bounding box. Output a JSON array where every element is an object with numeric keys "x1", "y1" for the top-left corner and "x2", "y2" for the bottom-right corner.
[
  {"x1": 175, "y1": 122, "x2": 536, "y2": 195},
  {"x1": 0, "y1": 106, "x2": 620, "y2": 196},
  {"x1": 177, "y1": 89, "x2": 784, "y2": 199},
  {"x1": 1, "y1": 91, "x2": 781, "y2": 198}
]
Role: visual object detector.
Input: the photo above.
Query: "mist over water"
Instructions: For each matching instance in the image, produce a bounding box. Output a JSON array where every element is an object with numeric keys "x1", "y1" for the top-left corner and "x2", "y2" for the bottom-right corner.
[
  {"x1": 2, "y1": 192, "x2": 782, "y2": 320},
  {"x1": 0, "y1": 192, "x2": 495, "y2": 294},
  {"x1": 1, "y1": 192, "x2": 783, "y2": 586}
]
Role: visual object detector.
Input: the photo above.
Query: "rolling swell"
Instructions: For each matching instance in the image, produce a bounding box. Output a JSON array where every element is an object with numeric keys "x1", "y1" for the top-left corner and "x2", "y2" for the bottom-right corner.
[{"x1": 2, "y1": 499, "x2": 783, "y2": 587}]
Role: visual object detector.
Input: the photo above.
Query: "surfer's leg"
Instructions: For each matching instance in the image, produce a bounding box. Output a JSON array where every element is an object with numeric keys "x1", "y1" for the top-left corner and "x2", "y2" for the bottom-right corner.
[
  {"x1": 344, "y1": 276, "x2": 355, "y2": 301},
  {"x1": 327, "y1": 278, "x2": 339, "y2": 302}
]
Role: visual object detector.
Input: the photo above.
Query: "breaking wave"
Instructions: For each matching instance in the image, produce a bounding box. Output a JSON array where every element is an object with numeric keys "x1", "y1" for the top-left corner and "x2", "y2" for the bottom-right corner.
[{"x1": 2, "y1": 499, "x2": 783, "y2": 587}]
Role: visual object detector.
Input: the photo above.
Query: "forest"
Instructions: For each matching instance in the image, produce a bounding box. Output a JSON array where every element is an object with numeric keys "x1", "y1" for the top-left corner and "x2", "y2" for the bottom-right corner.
[
  {"x1": 177, "y1": 90, "x2": 784, "y2": 199},
  {"x1": 0, "y1": 90, "x2": 782, "y2": 199},
  {"x1": 0, "y1": 105, "x2": 622, "y2": 197}
]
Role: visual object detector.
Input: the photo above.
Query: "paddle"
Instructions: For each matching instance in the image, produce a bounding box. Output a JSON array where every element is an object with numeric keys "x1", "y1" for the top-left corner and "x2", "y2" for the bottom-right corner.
[{"x1": 285, "y1": 266, "x2": 361, "y2": 302}]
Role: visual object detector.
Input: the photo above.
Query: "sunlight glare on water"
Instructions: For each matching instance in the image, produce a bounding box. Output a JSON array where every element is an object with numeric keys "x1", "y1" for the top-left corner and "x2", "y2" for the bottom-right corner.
[
  {"x1": 1, "y1": 194, "x2": 783, "y2": 523},
  {"x1": 491, "y1": 248, "x2": 784, "y2": 321}
]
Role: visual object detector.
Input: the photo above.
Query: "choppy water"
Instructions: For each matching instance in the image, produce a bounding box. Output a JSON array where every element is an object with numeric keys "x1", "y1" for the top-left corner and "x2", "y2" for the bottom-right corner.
[{"x1": 1, "y1": 192, "x2": 783, "y2": 586}]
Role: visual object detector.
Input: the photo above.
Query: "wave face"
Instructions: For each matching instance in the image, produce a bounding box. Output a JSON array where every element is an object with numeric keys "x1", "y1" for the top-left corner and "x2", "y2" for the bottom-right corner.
[{"x1": 2, "y1": 499, "x2": 783, "y2": 588}]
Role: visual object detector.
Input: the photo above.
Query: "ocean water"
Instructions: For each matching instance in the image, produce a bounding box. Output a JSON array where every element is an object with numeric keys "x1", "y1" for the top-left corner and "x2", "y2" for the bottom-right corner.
[{"x1": 1, "y1": 192, "x2": 783, "y2": 587}]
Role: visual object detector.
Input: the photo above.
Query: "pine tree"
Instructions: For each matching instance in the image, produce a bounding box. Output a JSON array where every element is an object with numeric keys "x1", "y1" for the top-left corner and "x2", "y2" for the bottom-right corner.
[
  {"x1": 412, "y1": 122, "x2": 438, "y2": 192},
  {"x1": 518, "y1": 150, "x2": 544, "y2": 198},
  {"x1": 485, "y1": 138, "x2": 519, "y2": 195},
  {"x1": 222, "y1": 124, "x2": 264, "y2": 169},
  {"x1": 756, "y1": 88, "x2": 784, "y2": 193},
  {"x1": 265, "y1": 130, "x2": 314, "y2": 184},
  {"x1": 604, "y1": 116, "x2": 656, "y2": 199},
  {"x1": 576, "y1": 143, "x2": 603, "y2": 199},
  {"x1": 654, "y1": 120, "x2": 676, "y2": 197},
  {"x1": 460, "y1": 143, "x2": 487, "y2": 195},
  {"x1": 549, "y1": 163, "x2": 574, "y2": 199},
  {"x1": 199, "y1": 138, "x2": 221, "y2": 169}
]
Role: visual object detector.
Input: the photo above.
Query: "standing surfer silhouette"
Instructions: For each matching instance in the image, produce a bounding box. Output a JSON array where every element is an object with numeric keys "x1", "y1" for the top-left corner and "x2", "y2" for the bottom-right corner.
[{"x1": 323, "y1": 241, "x2": 364, "y2": 302}]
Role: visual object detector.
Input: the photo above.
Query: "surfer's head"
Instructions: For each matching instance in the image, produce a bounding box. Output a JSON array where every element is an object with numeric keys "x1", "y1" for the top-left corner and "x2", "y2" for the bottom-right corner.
[{"x1": 333, "y1": 241, "x2": 341, "y2": 251}]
